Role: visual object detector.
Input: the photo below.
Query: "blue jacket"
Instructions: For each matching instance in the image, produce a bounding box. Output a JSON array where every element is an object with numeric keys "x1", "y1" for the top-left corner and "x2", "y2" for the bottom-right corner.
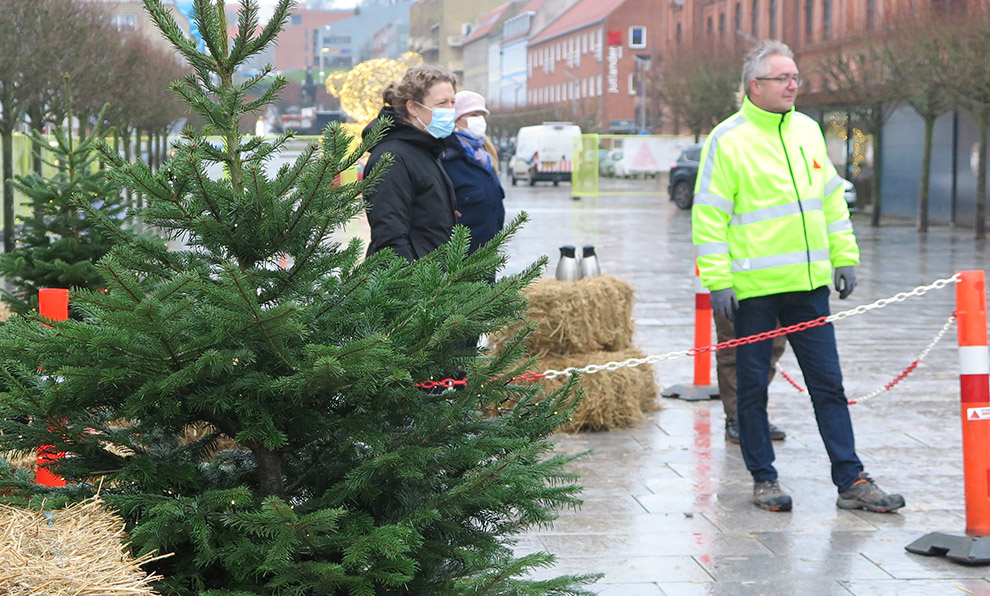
[{"x1": 441, "y1": 133, "x2": 505, "y2": 255}]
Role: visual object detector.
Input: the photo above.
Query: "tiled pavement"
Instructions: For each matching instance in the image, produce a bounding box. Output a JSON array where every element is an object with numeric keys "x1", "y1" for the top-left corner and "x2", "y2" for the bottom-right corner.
[{"x1": 498, "y1": 180, "x2": 990, "y2": 595}]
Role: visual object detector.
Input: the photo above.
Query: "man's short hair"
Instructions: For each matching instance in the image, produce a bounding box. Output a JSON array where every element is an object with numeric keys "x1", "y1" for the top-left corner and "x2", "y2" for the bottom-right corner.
[{"x1": 742, "y1": 40, "x2": 795, "y2": 94}]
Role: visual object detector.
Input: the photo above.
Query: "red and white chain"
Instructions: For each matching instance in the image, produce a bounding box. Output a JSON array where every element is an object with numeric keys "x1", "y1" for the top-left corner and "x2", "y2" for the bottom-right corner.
[{"x1": 541, "y1": 274, "x2": 961, "y2": 380}]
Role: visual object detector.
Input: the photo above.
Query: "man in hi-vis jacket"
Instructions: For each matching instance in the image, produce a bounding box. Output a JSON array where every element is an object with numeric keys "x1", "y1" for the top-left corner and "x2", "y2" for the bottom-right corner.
[{"x1": 691, "y1": 40, "x2": 904, "y2": 513}]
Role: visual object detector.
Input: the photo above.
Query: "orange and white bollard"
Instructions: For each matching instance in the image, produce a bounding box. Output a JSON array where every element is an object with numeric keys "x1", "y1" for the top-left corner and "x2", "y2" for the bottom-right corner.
[
  {"x1": 36, "y1": 288, "x2": 68, "y2": 488},
  {"x1": 907, "y1": 270, "x2": 990, "y2": 564},
  {"x1": 662, "y1": 261, "x2": 719, "y2": 401}
]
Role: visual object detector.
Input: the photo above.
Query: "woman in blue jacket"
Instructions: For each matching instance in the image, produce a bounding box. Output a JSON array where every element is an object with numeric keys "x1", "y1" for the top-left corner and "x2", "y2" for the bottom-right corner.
[{"x1": 441, "y1": 90, "x2": 505, "y2": 256}]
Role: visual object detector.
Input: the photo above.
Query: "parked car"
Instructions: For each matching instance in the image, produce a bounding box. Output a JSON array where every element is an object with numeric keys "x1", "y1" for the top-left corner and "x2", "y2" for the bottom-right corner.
[
  {"x1": 508, "y1": 122, "x2": 582, "y2": 186},
  {"x1": 667, "y1": 144, "x2": 702, "y2": 209},
  {"x1": 600, "y1": 150, "x2": 623, "y2": 177},
  {"x1": 666, "y1": 144, "x2": 859, "y2": 211},
  {"x1": 599, "y1": 149, "x2": 623, "y2": 177}
]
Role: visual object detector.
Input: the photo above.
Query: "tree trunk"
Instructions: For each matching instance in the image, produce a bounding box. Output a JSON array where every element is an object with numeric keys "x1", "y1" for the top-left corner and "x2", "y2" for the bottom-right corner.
[
  {"x1": 869, "y1": 109, "x2": 884, "y2": 228},
  {"x1": 977, "y1": 113, "x2": 987, "y2": 240},
  {"x1": 2, "y1": 128, "x2": 14, "y2": 253},
  {"x1": 253, "y1": 448, "x2": 284, "y2": 497},
  {"x1": 917, "y1": 113, "x2": 935, "y2": 233}
]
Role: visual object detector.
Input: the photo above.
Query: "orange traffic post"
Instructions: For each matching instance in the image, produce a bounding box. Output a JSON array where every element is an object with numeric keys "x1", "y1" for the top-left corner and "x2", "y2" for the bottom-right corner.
[
  {"x1": 36, "y1": 288, "x2": 68, "y2": 488},
  {"x1": 907, "y1": 270, "x2": 990, "y2": 564},
  {"x1": 662, "y1": 261, "x2": 719, "y2": 401}
]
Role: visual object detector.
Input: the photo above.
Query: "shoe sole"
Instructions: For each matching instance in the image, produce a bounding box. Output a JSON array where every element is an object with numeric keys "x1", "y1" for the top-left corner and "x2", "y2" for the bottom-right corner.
[{"x1": 836, "y1": 497, "x2": 905, "y2": 513}]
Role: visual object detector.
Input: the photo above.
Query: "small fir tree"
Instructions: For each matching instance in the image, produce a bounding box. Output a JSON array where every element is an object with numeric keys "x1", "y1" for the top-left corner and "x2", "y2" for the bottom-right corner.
[
  {"x1": 0, "y1": 101, "x2": 136, "y2": 315},
  {"x1": 0, "y1": 1, "x2": 596, "y2": 594}
]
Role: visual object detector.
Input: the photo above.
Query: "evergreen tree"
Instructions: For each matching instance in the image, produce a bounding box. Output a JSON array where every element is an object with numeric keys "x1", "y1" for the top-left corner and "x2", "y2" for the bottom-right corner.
[
  {"x1": 0, "y1": 1, "x2": 596, "y2": 594},
  {"x1": 0, "y1": 102, "x2": 135, "y2": 315}
]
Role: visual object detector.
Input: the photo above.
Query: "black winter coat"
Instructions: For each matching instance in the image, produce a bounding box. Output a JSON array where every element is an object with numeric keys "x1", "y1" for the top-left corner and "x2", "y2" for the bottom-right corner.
[
  {"x1": 362, "y1": 107, "x2": 457, "y2": 261},
  {"x1": 441, "y1": 132, "x2": 505, "y2": 255}
]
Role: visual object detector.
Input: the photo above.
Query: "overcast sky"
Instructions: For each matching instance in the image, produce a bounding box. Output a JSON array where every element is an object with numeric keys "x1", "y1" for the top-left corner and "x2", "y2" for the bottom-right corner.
[{"x1": 256, "y1": 0, "x2": 359, "y2": 19}]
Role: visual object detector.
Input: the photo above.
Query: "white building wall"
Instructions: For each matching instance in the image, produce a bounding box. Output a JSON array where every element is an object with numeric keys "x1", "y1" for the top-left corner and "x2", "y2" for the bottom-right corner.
[
  {"x1": 487, "y1": 38, "x2": 502, "y2": 106},
  {"x1": 500, "y1": 40, "x2": 527, "y2": 107}
]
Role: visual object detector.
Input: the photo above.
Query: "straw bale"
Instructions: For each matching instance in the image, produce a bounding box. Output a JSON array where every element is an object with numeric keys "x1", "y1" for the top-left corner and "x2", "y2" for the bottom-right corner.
[
  {"x1": 523, "y1": 348, "x2": 659, "y2": 432},
  {"x1": 507, "y1": 275, "x2": 635, "y2": 358},
  {"x1": 0, "y1": 497, "x2": 167, "y2": 595}
]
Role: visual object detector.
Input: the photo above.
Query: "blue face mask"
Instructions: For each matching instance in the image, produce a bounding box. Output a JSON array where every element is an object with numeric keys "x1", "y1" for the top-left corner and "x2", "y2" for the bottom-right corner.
[{"x1": 415, "y1": 102, "x2": 456, "y2": 139}]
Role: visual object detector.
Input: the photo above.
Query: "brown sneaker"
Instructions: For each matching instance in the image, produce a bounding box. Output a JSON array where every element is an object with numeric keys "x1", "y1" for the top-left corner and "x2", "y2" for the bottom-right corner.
[
  {"x1": 836, "y1": 472, "x2": 905, "y2": 513},
  {"x1": 753, "y1": 480, "x2": 792, "y2": 511}
]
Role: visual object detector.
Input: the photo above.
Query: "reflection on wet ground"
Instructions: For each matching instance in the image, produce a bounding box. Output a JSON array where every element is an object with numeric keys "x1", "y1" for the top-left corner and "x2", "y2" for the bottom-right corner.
[{"x1": 501, "y1": 182, "x2": 990, "y2": 595}]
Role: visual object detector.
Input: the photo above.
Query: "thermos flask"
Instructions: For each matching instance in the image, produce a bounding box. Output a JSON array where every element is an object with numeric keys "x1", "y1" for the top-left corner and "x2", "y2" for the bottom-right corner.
[
  {"x1": 555, "y1": 245, "x2": 580, "y2": 281},
  {"x1": 580, "y1": 245, "x2": 601, "y2": 278}
]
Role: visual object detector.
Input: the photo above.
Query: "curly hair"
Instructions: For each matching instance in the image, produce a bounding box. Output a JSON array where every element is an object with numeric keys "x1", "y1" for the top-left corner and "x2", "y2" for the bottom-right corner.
[{"x1": 382, "y1": 64, "x2": 457, "y2": 122}]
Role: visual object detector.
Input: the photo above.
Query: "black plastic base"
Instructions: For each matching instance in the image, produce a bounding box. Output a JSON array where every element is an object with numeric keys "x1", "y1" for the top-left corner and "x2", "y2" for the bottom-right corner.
[
  {"x1": 661, "y1": 384, "x2": 720, "y2": 401},
  {"x1": 905, "y1": 532, "x2": 990, "y2": 565}
]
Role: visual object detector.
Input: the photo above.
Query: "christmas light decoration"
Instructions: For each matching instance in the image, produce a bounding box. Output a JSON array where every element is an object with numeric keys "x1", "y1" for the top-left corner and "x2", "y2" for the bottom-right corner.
[{"x1": 325, "y1": 52, "x2": 424, "y2": 126}]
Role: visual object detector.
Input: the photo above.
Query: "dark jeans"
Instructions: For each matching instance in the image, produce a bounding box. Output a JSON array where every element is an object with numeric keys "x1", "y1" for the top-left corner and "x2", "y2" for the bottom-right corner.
[{"x1": 735, "y1": 286, "x2": 863, "y2": 492}]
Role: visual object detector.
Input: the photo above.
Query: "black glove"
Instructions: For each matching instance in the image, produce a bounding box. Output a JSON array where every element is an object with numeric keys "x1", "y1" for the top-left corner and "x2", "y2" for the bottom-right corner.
[
  {"x1": 710, "y1": 287, "x2": 738, "y2": 321},
  {"x1": 833, "y1": 266, "x2": 857, "y2": 299}
]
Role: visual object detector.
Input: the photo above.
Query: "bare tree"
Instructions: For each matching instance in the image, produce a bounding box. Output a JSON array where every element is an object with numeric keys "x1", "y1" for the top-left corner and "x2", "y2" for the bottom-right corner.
[
  {"x1": 816, "y1": 38, "x2": 904, "y2": 228},
  {"x1": 659, "y1": 46, "x2": 742, "y2": 142},
  {"x1": 882, "y1": 16, "x2": 959, "y2": 233},
  {"x1": 946, "y1": 19, "x2": 990, "y2": 239}
]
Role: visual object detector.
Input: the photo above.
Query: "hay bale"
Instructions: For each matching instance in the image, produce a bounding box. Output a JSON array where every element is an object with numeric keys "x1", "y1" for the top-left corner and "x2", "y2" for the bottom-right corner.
[
  {"x1": 508, "y1": 275, "x2": 635, "y2": 358},
  {"x1": 0, "y1": 497, "x2": 166, "y2": 595},
  {"x1": 0, "y1": 301, "x2": 9, "y2": 322},
  {"x1": 528, "y1": 348, "x2": 658, "y2": 432}
]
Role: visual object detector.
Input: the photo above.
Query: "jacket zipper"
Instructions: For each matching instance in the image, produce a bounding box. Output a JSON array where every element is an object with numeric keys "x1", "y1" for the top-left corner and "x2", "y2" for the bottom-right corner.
[
  {"x1": 798, "y1": 146, "x2": 812, "y2": 185},
  {"x1": 778, "y1": 115, "x2": 814, "y2": 289}
]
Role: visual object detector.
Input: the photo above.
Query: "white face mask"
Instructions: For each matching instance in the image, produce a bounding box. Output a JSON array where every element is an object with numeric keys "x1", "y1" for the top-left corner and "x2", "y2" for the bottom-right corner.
[{"x1": 463, "y1": 116, "x2": 487, "y2": 139}]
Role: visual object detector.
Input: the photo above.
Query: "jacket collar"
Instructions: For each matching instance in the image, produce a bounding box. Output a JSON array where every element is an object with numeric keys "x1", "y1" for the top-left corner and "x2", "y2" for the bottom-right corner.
[{"x1": 741, "y1": 96, "x2": 795, "y2": 130}]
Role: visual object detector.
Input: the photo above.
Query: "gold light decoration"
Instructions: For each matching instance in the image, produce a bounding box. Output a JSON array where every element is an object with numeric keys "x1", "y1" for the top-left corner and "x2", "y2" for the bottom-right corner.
[{"x1": 325, "y1": 52, "x2": 424, "y2": 126}]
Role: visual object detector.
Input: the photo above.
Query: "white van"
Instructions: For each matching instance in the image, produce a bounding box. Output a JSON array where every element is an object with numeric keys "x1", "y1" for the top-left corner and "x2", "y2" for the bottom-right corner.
[{"x1": 508, "y1": 122, "x2": 582, "y2": 186}]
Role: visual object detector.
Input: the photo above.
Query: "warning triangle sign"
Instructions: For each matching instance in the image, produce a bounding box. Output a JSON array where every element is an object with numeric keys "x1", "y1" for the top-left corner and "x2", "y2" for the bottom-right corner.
[
  {"x1": 970, "y1": 410, "x2": 981, "y2": 420},
  {"x1": 812, "y1": 158, "x2": 823, "y2": 170},
  {"x1": 630, "y1": 142, "x2": 660, "y2": 170}
]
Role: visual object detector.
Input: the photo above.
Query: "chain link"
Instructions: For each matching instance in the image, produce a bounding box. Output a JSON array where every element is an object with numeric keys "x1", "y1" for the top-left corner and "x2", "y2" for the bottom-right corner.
[{"x1": 417, "y1": 274, "x2": 962, "y2": 393}]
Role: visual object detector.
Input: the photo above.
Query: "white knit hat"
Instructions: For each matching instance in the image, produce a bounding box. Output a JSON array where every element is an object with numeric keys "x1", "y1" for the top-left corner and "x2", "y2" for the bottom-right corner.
[{"x1": 454, "y1": 90, "x2": 489, "y2": 120}]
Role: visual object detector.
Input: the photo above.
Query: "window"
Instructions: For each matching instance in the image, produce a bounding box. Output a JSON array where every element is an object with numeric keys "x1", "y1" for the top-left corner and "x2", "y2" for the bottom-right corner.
[
  {"x1": 582, "y1": 34, "x2": 588, "y2": 54},
  {"x1": 823, "y1": 0, "x2": 832, "y2": 38},
  {"x1": 676, "y1": 22, "x2": 682, "y2": 44},
  {"x1": 290, "y1": 14, "x2": 301, "y2": 25},
  {"x1": 866, "y1": 0, "x2": 875, "y2": 29},
  {"x1": 804, "y1": 0, "x2": 813, "y2": 41},
  {"x1": 110, "y1": 14, "x2": 137, "y2": 32},
  {"x1": 751, "y1": 0, "x2": 759, "y2": 36},
  {"x1": 735, "y1": 3, "x2": 742, "y2": 34},
  {"x1": 707, "y1": 16, "x2": 713, "y2": 37},
  {"x1": 629, "y1": 26, "x2": 647, "y2": 48},
  {"x1": 719, "y1": 13, "x2": 726, "y2": 39},
  {"x1": 769, "y1": 0, "x2": 777, "y2": 38},
  {"x1": 628, "y1": 73, "x2": 636, "y2": 95}
]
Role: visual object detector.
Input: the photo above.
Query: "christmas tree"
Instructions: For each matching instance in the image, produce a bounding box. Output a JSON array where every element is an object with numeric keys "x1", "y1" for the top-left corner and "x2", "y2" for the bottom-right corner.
[
  {"x1": 0, "y1": 1, "x2": 596, "y2": 594},
  {"x1": 0, "y1": 101, "x2": 136, "y2": 316}
]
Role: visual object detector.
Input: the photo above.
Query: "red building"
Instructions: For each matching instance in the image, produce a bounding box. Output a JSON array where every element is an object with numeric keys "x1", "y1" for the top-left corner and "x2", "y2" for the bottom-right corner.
[
  {"x1": 526, "y1": 0, "x2": 665, "y2": 133},
  {"x1": 274, "y1": 9, "x2": 355, "y2": 73}
]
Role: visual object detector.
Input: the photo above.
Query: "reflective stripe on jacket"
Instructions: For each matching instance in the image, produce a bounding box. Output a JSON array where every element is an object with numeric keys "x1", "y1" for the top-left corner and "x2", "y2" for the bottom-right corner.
[{"x1": 691, "y1": 97, "x2": 859, "y2": 301}]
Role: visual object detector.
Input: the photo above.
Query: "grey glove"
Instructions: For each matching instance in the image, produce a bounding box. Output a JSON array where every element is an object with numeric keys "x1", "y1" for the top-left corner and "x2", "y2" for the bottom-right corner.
[
  {"x1": 834, "y1": 266, "x2": 857, "y2": 299},
  {"x1": 710, "y1": 287, "x2": 739, "y2": 321}
]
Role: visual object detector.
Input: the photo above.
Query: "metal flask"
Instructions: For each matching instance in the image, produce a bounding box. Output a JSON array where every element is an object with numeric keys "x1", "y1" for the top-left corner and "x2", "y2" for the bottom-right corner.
[
  {"x1": 580, "y1": 245, "x2": 601, "y2": 278},
  {"x1": 555, "y1": 245, "x2": 581, "y2": 281}
]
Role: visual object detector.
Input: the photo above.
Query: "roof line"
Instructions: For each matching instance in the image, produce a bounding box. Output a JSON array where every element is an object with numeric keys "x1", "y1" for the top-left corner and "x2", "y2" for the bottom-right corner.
[{"x1": 528, "y1": 18, "x2": 605, "y2": 47}]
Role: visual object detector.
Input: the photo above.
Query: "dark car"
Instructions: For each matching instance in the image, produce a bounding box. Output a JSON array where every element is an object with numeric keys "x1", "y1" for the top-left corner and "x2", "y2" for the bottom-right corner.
[
  {"x1": 667, "y1": 144, "x2": 702, "y2": 209},
  {"x1": 667, "y1": 144, "x2": 859, "y2": 211}
]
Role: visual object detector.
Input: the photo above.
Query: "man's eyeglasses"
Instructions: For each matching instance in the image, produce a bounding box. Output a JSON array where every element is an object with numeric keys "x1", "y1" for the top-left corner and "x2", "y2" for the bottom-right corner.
[{"x1": 755, "y1": 75, "x2": 803, "y2": 87}]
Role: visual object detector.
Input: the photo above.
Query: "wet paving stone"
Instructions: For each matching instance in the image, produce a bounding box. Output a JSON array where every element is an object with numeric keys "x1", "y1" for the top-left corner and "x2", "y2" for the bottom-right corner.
[{"x1": 502, "y1": 185, "x2": 990, "y2": 593}]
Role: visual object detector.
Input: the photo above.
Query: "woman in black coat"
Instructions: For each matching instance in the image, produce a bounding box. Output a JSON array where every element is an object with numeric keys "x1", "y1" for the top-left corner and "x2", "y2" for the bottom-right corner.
[
  {"x1": 362, "y1": 65, "x2": 458, "y2": 261},
  {"x1": 440, "y1": 90, "x2": 505, "y2": 256}
]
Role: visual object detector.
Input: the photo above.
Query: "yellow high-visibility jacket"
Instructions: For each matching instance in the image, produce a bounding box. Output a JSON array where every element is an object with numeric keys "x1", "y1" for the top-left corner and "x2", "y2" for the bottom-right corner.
[{"x1": 692, "y1": 97, "x2": 859, "y2": 300}]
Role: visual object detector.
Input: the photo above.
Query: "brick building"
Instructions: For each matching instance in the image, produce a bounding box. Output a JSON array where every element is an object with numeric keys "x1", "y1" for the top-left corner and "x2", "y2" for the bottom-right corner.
[{"x1": 525, "y1": 0, "x2": 665, "y2": 132}]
